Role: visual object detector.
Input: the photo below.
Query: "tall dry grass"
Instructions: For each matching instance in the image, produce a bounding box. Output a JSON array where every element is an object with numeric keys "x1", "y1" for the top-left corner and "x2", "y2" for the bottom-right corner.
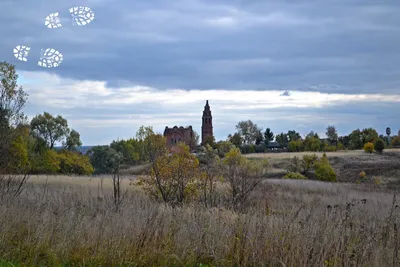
[{"x1": 0, "y1": 176, "x2": 399, "y2": 266}]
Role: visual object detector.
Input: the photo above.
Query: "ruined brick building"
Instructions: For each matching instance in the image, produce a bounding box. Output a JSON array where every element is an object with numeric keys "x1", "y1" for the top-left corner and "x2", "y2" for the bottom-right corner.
[
  {"x1": 163, "y1": 125, "x2": 194, "y2": 151},
  {"x1": 163, "y1": 100, "x2": 213, "y2": 151}
]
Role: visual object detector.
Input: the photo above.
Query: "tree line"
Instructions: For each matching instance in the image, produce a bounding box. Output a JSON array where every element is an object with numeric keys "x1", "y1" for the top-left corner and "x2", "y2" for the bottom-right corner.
[
  {"x1": 2, "y1": 61, "x2": 399, "y2": 177},
  {"x1": 222, "y1": 120, "x2": 400, "y2": 154}
]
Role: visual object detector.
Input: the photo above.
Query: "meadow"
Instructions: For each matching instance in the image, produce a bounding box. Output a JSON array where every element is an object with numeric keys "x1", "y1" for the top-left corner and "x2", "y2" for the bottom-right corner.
[{"x1": 1, "y1": 149, "x2": 400, "y2": 267}]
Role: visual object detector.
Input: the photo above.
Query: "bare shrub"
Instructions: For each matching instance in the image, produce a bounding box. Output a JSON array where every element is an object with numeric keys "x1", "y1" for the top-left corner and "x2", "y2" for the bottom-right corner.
[
  {"x1": 0, "y1": 173, "x2": 29, "y2": 199},
  {"x1": 221, "y1": 148, "x2": 268, "y2": 211},
  {"x1": 197, "y1": 144, "x2": 222, "y2": 207}
]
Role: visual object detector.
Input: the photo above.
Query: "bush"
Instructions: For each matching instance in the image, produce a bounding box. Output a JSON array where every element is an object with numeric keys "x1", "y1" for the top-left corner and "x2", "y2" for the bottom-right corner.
[
  {"x1": 301, "y1": 154, "x2": 318, "y2": 175},
  {"x1": 57, "y1": 150, "x2": 94, "y2": 175},
  {"x1": 283, "y1": 172, "x2": 307, "y2": 179},
  {"x1": 392, "y1": 136, "x2": 400, "y2": 148},
  {"x1": 363, "y1": 142, "x2": 374, "y2": 153},
  {"x1": 324, "y1": 145, "x2": 337, "y2": 152},
  {"x1": 314, "y1": 154, "x2": 336, "y2": 182},
  {"x1": 254, "y1": 144, "x2": 266, "y2": 153},
  {"x1": 240, "y1": 144, "x2": 255, "y2": 154},
  {"x1": 337, "y1": 142, "x2": 344, "y2": 150},
  {"x1": 374, "y1": 138, "x2": 385, "y2": 154},
  {"x1": 315, "y1": 164, "x2": 336, "y2": 182}
]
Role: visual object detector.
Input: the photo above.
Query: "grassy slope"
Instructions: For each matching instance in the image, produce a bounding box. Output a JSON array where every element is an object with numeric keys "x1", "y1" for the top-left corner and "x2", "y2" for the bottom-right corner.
[
  {"x1": 246, "y1": 149, "x2": 400, "y2": 183},
  {"x1": 1, "y1": 176, "x2": 399, "y2": 266}
]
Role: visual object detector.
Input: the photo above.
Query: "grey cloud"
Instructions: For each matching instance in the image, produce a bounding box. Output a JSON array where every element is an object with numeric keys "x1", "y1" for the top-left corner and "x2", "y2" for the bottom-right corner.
[
  {"x1": 2, "y1": 0, "x2": 400, "y2": 93},
  {"x1": 2, "y1": 0, "x2": 400, "y2": 144}
]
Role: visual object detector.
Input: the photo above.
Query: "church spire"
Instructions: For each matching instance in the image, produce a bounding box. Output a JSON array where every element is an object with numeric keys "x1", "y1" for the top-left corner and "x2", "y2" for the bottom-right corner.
[{"x1": 201, "y1": 100, "x2": 213, "y2": 145}]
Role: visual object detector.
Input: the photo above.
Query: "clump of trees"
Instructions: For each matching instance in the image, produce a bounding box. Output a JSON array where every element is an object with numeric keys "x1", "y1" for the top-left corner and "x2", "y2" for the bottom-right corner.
[
  {"x1": 0, "y1": 62, "x2": 93, "y2": 180},
  {"x1": 284, "y1": 153, "x2": 336, "y2": 182}
]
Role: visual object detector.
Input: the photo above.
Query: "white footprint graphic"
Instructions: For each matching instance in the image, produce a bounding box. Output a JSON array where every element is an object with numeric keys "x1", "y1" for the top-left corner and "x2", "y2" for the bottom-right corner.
[
  {"x1": 70, "y1": 6, "x2": 95, "y2": 26},
  {"x1": 13, "y1": 45, "x2": 31, "y2": 62},
  {"x1": 14, "y1": 6, "x2": 94, "y2": 68},
  {"x1": 37, "y1": 48, "x2": 64, "y2": 68},
  {"x1": 44, "y1": 6, "x2": 95, "y2": 29},
  {"x1": 13, "y1": 45, "x2": 63, "y2": 68},
  {"x1": 45, "y1": 12, "x2": 62, "y2": 29}
]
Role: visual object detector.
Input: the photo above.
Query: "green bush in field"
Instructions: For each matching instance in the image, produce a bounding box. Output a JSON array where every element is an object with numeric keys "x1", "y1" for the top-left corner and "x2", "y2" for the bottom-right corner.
[
  {"x1": 374, "y1": 138, "x2": 385, "y2": 154},
  {"x1": 324, "y1": 145, "x2": 337, "y2": 152},
  {"x1": 314, "y1": 154, "x2": 336, "y2": 182},
  {"x1": 283, "y1": 172, "x2": 307, "y2": 180}
]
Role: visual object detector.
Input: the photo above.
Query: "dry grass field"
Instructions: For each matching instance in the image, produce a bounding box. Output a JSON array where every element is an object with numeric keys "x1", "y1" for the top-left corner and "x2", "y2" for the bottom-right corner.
[
  {"x1": 1, "y1": 149, "x2": 399, "y2": 266},
  {"x1": 0, "y1": 171, "x2": 400, "y2": 266}
]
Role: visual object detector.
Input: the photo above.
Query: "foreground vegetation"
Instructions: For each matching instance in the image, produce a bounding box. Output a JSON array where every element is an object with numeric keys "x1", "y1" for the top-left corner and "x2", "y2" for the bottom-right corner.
[{"x1": 0, "y1": 177, "x2": 399, "y2": 266}]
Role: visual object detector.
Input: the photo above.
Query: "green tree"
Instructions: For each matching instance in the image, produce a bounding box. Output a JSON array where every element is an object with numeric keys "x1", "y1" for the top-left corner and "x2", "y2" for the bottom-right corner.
[
  {"x1": 255, "y1": 130, "x2": 264, "y2": 145},
  {"x1": 30, "y1": 112, "x2": 70, "y2": 149},
  {"x1": 203, "y1": 135, "x2": 216, "y2": 148},
  {"x1": 326, "y1": 125, "x2": 338, "y2": 145},
  {"x1": 361, "y1": 128, "x2": 378, "y2": 144},
  {"x1": 228, "y1": 133, "x2": 242, "y2": 148},
  {"x1": 64, "y1": 129, "x2": 82, "y2": 151},
  {"x1": 288, "y1": 141, "x2": 297, "y2": 152},
  {"x1": 88, "y1": 146, "x2": 123, "y2": 174},
  {"x1": 110, "y1": 139, "x2": 139, "y2": 165},
  {"x1": 275, "y1": 132, "x2": 289, "y2": 148},
  {"x1": 306, "y1": 131, "x2": 319, "y2": 139},
  {"x1": 0, "y1": 62, "x2": 28, "y2": 169},
  {"x1": 235, "y1": 120, "x2": 263, "y2": 145},
  {"x1": 349, "y1": 129, "x2": 363, "y2": 149},
  {"x1": 338, "y1": 135, "x2": 350, "y2": 149},
  {"x1": 304, "y1": 136, "x2": 321, "y2": 151},
  {"x1": 374, "y1": 138, "x2": 385, "y2": 154},
  {"x1": 264, "y1": 128, "x2": 274, "y2": 146},
  {"x1": 287, "y1": 130, "x2": 301, "y2": 142}
]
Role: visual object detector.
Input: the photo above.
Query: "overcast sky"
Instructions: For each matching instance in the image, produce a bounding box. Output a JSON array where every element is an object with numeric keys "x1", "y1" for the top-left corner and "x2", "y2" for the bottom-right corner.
[{"x1": 1, "y1": 0, "x2": 400, "y2": 145}]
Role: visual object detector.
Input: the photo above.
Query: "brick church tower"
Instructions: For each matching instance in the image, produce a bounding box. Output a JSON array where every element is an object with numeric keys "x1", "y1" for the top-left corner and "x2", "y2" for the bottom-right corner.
[{"x1": 201, "y1": 100, "x2": 213, "y2": 145}]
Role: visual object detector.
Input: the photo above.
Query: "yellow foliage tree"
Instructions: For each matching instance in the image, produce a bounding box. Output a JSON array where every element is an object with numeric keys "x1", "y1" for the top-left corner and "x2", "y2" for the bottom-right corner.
[
  {"x1": 148, "y1": 142, "x2": 200, "y2": 204},
  {"x1": 57, "y1": 150, "x2": 94, "y2": 175},
  {"x1": 7, "y1": 126, "x2": 31, "y2": 174}
]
